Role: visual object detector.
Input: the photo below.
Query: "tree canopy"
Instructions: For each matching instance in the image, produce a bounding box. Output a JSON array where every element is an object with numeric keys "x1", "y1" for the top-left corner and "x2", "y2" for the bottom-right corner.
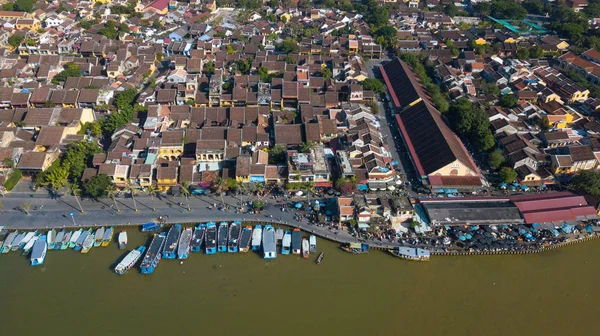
[
  {"x1": 499, "y1": 167, "x2": 517, "y2": 184},
  {"x1": 275, "y1": 39, "x2": 299, "y2": 53},
  {"x1": 52, "y1": 63, "x2": 82, "y2": 84},
  {"x1": 84, "y1": 174, "x2": 114, "y2": 199},
  {"x1": 571, "y1": 170, "x2": 600, "y2": 195},
  {"x1": 8, "y1": 35, "x2": 24, "y2": 48},
  {"x1": 360, "y1": 78, "x2": 386, "y2": 94},
  {"x1": 3, "y1": 0, "x2": 34, "y2": 12},
  {"x1": 499, "y1": 94, "x2": 518, "y2": 108},
  {"x1": 447, "y1": 98, "x2": 495, "y2": 152},
  {"x1": 491, "y1": 0, "x2": 528, "y2": 20}
]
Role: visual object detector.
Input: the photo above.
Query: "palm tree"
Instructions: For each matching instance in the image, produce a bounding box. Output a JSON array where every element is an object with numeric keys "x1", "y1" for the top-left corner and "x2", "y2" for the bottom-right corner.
[
  {"x1": 69, "y1": 183, "x2": 84, "y2": 214},
  {"x1": 180, "y1": 181, "x2": 192, "y2": 212},
  {"x1": 213, "y1": 178, "x2": 228, "y2": 207},
  {"x1": 107, "y1": 185, "x2": 121, "y2": 214},
  {"x1": 147, "y1": 185, "x2": 158, "y2": 212},
  {"x1": 19, "y1": 202, "x2": 31, "y2": 215},
  {"x1": 125, "y1": 183, "x2": 139, "y2": 213}
]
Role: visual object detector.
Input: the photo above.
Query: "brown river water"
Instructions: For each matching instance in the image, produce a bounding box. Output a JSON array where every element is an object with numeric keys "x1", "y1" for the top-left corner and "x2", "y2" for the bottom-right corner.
[{"x1": 1, "y1": 229, "x2": 599, "y2": 336}]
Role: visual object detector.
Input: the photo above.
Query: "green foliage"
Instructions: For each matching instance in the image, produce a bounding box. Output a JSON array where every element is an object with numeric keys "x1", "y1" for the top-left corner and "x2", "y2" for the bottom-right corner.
[
  {"x1": 528, "y1": 45, "x2": 544, "y2": 59},
  {"x1": 1, "y1": 3, "x2": 14, "y2": 11},
  {"x1": 4, "y1": 169, "x2": 22, "y2": 191},
  {"x1": 2, "y1": 157, "x2": 14, "y2": 168},
  {"x1": 8, "y1": 35, "x2": 24, "y2": 48},
  {"x1": 499, "y1": 167, "x2": 517, "y2": 184},
  {"x1": 98, "y1": 20, "x2": 128, "y2": 39},
  {"x1": 444, "y1": 3, "x2": 458, "y2": 17},
  {"x1": 236, "y1": 57, "x2": 253, "y2": 75},
  {"x1": 491, "y1": 0, "x2": 527, "y2": 20},
  {"x1": 204, "y1": 61, "x2": 215, "y2": 75},
  {"x1": 448, "y1": 98, "x2": 495, "y2": 152},
  {"x1": 373, "y1": 25, "x2": 397, "y2": 49},
  {"x1": 360, "y1": 78, "x2": 386, "y2": 94},
  {"x1": 10, "y1": 0, "x2": 34, "y2": 12},
  {"x1": 489, "y1": 150, "x2": 505, "y2": 169},
  {"x1": 473, "y1": 2, "x2": 491, "y2": 17},
  {"x1": 516, "y1": 48, "x2": 530, "y2": 59},
  {"x1": 51, "y1": 63, "x2": 82, "y2": 84},
  {"x1": 522, "y1": 0, "x2": 549, "y2": 15},
  {"x1": 268, "y1": 145, "x2": 286, "y2": 164},
  {"x1": 367, "y1": 101, "x2": 379, "y2": 115},
  {"x1": 571, "y1": 170, "x2": 600, "y2": 195},
  {"x1": 258, "y1": 66, "x2": 270, "y2": 82},
  {"x1": 319, "y1": 66, "x2": 332, "y2": 81},
  {"x1": 499, "y1": 94, "x2": 518, "y2": 108},
  {"x1": 284, "y1": 55, "x2": 296, "y2": 64},
  {"x1": 298, "y1": 141, "x2": 315, "y2": 154},
  {"x1": 99, "y1": 89, "x2": 139, "y2": 135},
  {"x1": 399, "y1": 53, "x2": 449, "y2": 113},
  {"x1": 276, "y1": 38, "x2": 299, "y2": 54},
  {"x1": 79, "y1": 19, "x2": 98, "y2": 30},
  {"x1": 561, "y1": 69, "x2": 600, "y2": 98},
  {"x1": 226, "y1": 44, "x2": 235, "y2": 54},
  {"x1": 252, "y1": 200, "x2": 265, "y2": 210},
  {"x1": 445, "y1": 40, "x2": 459, "y2": 57},
  {"x1": 363, "y1": 0, "x2": 388, "y2": 29},
  {"x1": 84, "y1": 174, "x2": 114, "y2": 199},
  {"x1": 78, "y1": 122, "x2": 102, "y2": 137}
]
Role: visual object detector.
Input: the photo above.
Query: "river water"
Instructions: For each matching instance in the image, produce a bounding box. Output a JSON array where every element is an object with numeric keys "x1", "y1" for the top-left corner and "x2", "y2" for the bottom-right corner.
[{"x1": 2, "y1": 229, "x2": 599, "y2": 336}]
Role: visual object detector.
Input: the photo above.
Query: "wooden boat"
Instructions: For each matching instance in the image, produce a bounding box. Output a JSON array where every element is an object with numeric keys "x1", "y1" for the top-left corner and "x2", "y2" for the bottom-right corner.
[{"x1": 316, "y1": 252, "x2": 324, "y2": 264}]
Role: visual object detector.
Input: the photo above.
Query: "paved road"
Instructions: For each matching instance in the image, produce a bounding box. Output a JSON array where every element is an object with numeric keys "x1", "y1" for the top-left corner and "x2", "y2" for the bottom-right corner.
[{"x1": 0, "y1": 191, "x2": 416, "y2": 250}]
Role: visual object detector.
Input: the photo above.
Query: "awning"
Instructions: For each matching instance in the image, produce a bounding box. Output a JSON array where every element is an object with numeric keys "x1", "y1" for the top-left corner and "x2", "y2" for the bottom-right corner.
[
  {"x1": 357, "y1": 223, "x2": 370, "y2": 229},
  {"x1": 315, "y1": 181, "x2": 332, "y2": 188},
  {"x1": 358, "y1": 184, "x2": 369, "y2": 191}
]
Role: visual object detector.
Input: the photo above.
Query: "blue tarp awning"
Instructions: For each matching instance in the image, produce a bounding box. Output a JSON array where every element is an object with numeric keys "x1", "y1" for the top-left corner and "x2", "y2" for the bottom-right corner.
[
  {"x1": 357, "y1": 184, "x2": 369, "y2": 191},
  {"x1": 295, "y1": 203, "x2": 302, "y2": 209}
]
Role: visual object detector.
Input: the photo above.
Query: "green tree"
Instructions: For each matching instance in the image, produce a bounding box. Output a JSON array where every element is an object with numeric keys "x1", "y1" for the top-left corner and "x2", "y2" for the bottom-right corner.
[
  {"x1": 98, "y1": 21, "x2": 119, "y2": 39},
  {"x1": 491, "y1": 0, "x2": 527, "y2": 20},
  {"x1": 360, "y1": 78, "x2": 386, "y2": 94},
  {"x1": 124, "y1": 183, "x2": 139, "y2": 213},
  {"x1": 499, "y1": 167, "x2": 517, "y2": 184},
  {"x1": 226, "y1": 44, "x2": 235, "y2": 54},
  {"x1": 84, "y1": 174, "x2": 113, "y2": 199},
  {"x1": 268, "y1": 145, "x2": 286, "y2": 164},
  {"x1": 284, "y1": 55, "x2": 295, "y2": 64},
  {"x1": 276, "y1": 38, "x2": 299, "y2": 53},
  {"x1": 52, "y1": 63, "x2": 82, "y2": 84},
  {"x1": 13, "y1": 0, "x2": 34, "y2": 12},
  {"x1": 320, "y1": 67, "x2": 332, "y2": 81},
  {"x1": 69, "y1": 183, "x2": 85, "y2": 214},
  {"x1": 372, "y1": 25, "x2": 397, "y2": 49},
  {"x1": 499, "y1": 94, "x2": 518, "y2": 108},
  {"x1": 146, "y1": 185, "x2": 158, "y2": 212},
  {"x1": 448, "y1": 98, "x2": 495, "y2": 151},
  {"x1": 107, "y1": 184, "x2": 121, "y2": 214},
  {"x1": 528, "y1": 45, "x2": 544, "y2": 59},
  {"x1": 181, "y1": 181, "x2": 192, "y2": 212},
  {"x1": 368, "y1": 101, "x2": 379, "y2": 114},
  {"x1": 571, "y1": 170, "x2": 600, "y2": 195},
  {"x1": 2, "y1": 157, "x2": 14, "y2": 168},
  {"x1": 204, "y1": 61, "x2": 215, "y2": 75},
  {"x1": 522, "y1": 0, "x2": 547, "y2": 15},
  {"x1": 364, "y1": 0, "x2": 388, "y2": 28},
  {"x1": 236, "y1": 58, "x2": 252, "y2": 75},
  {"x1": 2, "y1": 3, "x2": 14, "y2": 11},
  {"x1": 489, "y1": 150, "x2": 505, "y2": 168},
  {"x1": 8, "y1": 35, "x2": 24, "y2": 48},
  {"x1": 444, "y1": 3, "x2": 458, "y2": 17},
  {"x1": 19, "y1": 202, "x2": 32, "y2": 215},
  {"x1": 516, "y1": 48, "x2": 530, "y2": 60},
  {"x1": 473, "y1": 2, "x2": 491, "y2": 17},
  {"x1": 258, "y1": 66, "x2": 270, "y2": 82},
  {"x1": 298, "y1": 141, "x2": 315, "y2": 154},
  {"x1": 252, "y1": 199, "x2": 265, "y2": 210}
]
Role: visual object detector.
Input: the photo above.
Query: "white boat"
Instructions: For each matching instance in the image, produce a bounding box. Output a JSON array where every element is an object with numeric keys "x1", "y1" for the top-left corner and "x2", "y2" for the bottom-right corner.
[
  {"x1": 21, "y1": 231, "x2": 37, "y2": 247},
  {"x1": 61, "y1": 232, "x2": 72, "y2": 250},
  {"x1": 309, "y1": 235, "x2": 316, "y2": 253},
  {"x1": 47, "y1": 229, "x2": 57, "y2": 249},
  {"x1": 118, "y1": 231, "x2": 127, "y2": 249},
  {"x1": 10, "y1": 233, "x2": 25, "y2": 251},
  {"x1": 69, "y1": 229, "x2": 82, "y2": 248},
  {"x1": 302, "y1": 238, "x2": 310, "y2": 259},
  {"x1": 23, "y1": 235, "x2": 39, "y2": 253},
  {"x1": 93, "y1": 227, "x2": 105, "y2": 247},
  {"x1": 81, "y1": 234, "x2": 94, "y2": 253},
  {"x1": 251, "y1": 225, "x2": 262, "y2": 251},
  {"x1": 114, "y1": 246, "x2": 146, "y2": 275},
  {"x1": 1, "y1": 231, "x2": 17, "y2": 253},
  {"x1": 54, "y1": 230, "x2": 65, "y2": 250},
  {"x1": 30, "y1": 235, "x2": 47, "y2": 266}
]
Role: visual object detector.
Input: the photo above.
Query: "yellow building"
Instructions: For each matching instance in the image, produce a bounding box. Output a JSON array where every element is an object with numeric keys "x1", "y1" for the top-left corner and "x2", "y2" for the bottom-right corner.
[
  {"x1": 543, "y1": 112, "x2": 574, "y2": 129},
  {"x1": 156, "y1": 166, "x2": 178, "y2": 191},
  {"x1": 91, "y1": 0, "x2": 112, "y2": 4},
  {"x1": 15, "y1": 18, "x2": 40, "y2": 31},
  {"x1": 551, "y1": 146, "x2": 597, "y2": 175}
]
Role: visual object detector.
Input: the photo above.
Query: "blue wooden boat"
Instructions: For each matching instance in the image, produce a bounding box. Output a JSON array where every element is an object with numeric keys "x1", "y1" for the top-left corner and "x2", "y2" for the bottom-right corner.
[
  {"x1": 191, "y1": 224, "x2": 205, "y2": 252},
  {"x1": 141, "y1": 222, "x2": 162, "y2": 232},
  {"x1": 140, "y1": 233, "x2": 166, "y2": 274},
  {"x1": 205, "y1": 222, "x2": 217, "y2": 254},
  {"x1": 217, "y1": 222, "x2": 228, "y2": 252},
  {"x1": 162, "y1": 224, "x2": 182, "y2": 259}
]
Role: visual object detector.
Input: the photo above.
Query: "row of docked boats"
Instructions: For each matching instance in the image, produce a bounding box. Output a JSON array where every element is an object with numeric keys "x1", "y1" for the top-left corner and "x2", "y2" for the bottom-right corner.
[
  {"x1": 119, "y1": 223, "x2": 319, "y2": 275},
  {"x1": 0, "y1": 227, "x2": 121, "y2": 266}
]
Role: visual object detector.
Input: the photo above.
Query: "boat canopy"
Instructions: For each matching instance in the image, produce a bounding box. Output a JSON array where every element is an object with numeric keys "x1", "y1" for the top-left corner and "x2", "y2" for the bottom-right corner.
[{"x1": 349, "y1": 243, "x2": 362, "y2": 249}]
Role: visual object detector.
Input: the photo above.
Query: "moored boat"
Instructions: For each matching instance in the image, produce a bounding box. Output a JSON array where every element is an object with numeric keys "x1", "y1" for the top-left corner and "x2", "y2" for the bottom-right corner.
[
  {"x1": 47, "y1": 229, "x2": 57, "y2": 249},
  {"x1": 2, "y1": 231, "x2": 17, "y2": 253},
  {"x1": 177, "y1": 227, "x2": 193, "y2": 259},
  {"x1": 74, "y1": 229, "x2": 91, "y2": 251},
  {"x1": 60, "y1": 231, "x2": 71, "y2": 250},
  {"x1": 205, "y1": 222, "x2": 217, "y2": 254},
  {"x1": 54, "y1": 230, "x2": 65, "y2": 250},
  {"x1": 388, "y1": 247, "x2": 431, "y2": 261},
  {"x1": 316, "y1": 252, "x2": 324, "y2": 264},
  {"x1": 162, "y1": 224, "x2": 182, "y2": 259},
  {"x1": 115, "y1": 246, "x2": 146, "y2": 275},
  {"x1": 302, "y1": 238, "x2": 309, "y2": 259},
  {"x1": 217, "y1": 222, "x2": 228, "y2": 252},
  {"x1": 141, "y1": 222, "x2": 162, "y2": 232},
  {"x1": 227, "y1": 221, "x2": 240, "y2": 253},
  {"x1": 69, "y1": 229, "x2": 82, "y2": 248},
  {"x1": 341, "y1": 243, "x2": 369, "y2": 254},
  {"x1": 262, "y1": 225, "x2": 276, "y2": 259},
  {"x1": 118, "y1": 231, "x2": 127, "y2": 249},
  {"x1": 291, "y1": 228, "x2": 302, "y2": 255},
  {"x1": 23, "y1": 235, "x2": 38, "y2": 254},
  {"x1": 140, "y1": 233, "x2": 166, "y2": 274},
  {"x1": 93, "y1": 227, "x2": 105, "y2": 247},
  {"x1": 239, "y1": 226, "x2": 252, "y2": 253},
  {"x1": 81, "y1": 232, "x2": 94, "y2": 253},
  {"x1": 21, "y1": 231, "x2": 37, "y2": 249},
  {"x1": 275, "y1": 228, "x2": 284, "y2": 245},
  {"x1": 309, "y1": 235, "x2": 316, "y2": 253},
  {"x1": 30, "y1": 235, "x2": 47, "y2": 266},
  {"x1": 191, "y1": 224, "x2": 205, "y2": 252},
  {"x1": 282, "y1": 230, "x2": 291, "y2": 255},
  {"x1": 251, "y1": 225, "x2": 262, "y2": 251},
  {"x1": 101, "y1": 227, "x2": 113, "y2": 247},
  {"x1": 10, "y1": 232, "x2": 25, "y2": 251}
]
